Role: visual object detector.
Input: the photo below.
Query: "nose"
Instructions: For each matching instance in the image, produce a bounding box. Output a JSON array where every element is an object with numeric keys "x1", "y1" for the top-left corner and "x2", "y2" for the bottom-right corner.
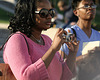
[
  {"x1": 88, "y1": 6, "x2": 94, "y2": 10},
  {"x1": 47, "y1": 14, "x2": 52, "y2": 19}
]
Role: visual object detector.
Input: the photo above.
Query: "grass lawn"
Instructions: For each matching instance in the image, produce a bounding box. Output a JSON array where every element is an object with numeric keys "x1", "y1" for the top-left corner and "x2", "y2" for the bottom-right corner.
[{"x1": 0, "y1": 8, "x2": 13, "y2": 23}]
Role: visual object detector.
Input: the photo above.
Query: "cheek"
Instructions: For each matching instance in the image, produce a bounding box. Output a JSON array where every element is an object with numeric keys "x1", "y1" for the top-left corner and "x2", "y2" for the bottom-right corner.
[
  {"x1": 79, "y1": 9, "x2": 86, "y2": 16},
  {"x1": 36, "y1": 17, "x2": 45, "y2": 26},
  {"x1": 36, "y1": 16, "x2": 41, "y2": 24}
]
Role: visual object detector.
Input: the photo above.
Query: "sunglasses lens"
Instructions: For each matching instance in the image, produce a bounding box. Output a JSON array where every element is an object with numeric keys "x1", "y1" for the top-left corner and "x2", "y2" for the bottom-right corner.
[
  {"x1": 39, "y1": 9, "x2": 48, "y2": 18},
  {"x1": 37, "y1": 9, "x2": 56, "y2": 18},
  {"x1": 84, "y1": 4, "x2": 97, "y2": 9},
  {"x1": 84, "y1": 5, "x2": 89, "y2": 8},
  {"x1": 92, "y1": 5, "x2": 97, "y2": 8},
  {"x1": 49, "y1": 9, "x2": 56, "y2": 18}
]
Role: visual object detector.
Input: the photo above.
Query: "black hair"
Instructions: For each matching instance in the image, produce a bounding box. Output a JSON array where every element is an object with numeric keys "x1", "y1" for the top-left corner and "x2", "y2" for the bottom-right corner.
[
  {"x1": 72, "y1": 0, "x2": 95, "y2": 10},
  {"x1": 8, "y1": 0, "x2": 44, "y2": 37}
]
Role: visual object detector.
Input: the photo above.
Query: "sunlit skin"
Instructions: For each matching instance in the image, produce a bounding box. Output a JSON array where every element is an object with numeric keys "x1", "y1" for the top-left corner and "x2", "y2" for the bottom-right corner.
[
  {"x1": 73, "y1": 0, "x2": 97, "y2": 61},
  {"x1": 59, "y1": 0, "x2": 97, "y2": 63},
  {"x1": 76, "y1": 0, "x2": 96, "y2": 21},
  {"x1": 35, "y1": 1, "x2": 52, "y2": 31},
  {"x1": 73, "y1": 0, "x2": 96, "y2": 38},
  {"x1": 31, "y1": 0, "x2": 80, "y2": 74},
  {"x1": 31, "y1": 0, "x2": 52, "y2": 41}
]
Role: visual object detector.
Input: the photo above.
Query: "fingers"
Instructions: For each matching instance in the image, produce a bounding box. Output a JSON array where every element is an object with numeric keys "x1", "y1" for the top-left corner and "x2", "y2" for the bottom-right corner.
[
  {"x1": 65, "y1": 34, "x2": 79, "y2": 46},
  {"x1": 55, "y1": 28, "x2": 79, "y2": 45},
  {"x1": 66, "y1": 42, "x2": 72, "y2": 49},
  {"x1": 56, "y1": 28, "x2": 67, "y2": 36},
  {"x1": 54, "y1": 28, "x2": 67, "y2": 44},
  {"x1": 70, "y1": 34, "x2": 79, "y2": 45},
  {"x1": 56, "y1": 28, "x2": 67, "y2": 41}
]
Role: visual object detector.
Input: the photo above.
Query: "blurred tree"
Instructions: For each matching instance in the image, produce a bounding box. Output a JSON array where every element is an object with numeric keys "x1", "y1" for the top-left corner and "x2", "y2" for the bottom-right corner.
[{"x1": 96, "y1": 0, "x2": 100, "y2": 5}]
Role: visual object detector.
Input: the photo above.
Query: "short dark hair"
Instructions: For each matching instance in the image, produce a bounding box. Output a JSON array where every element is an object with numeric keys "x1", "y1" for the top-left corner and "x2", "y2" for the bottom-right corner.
[
  {"x1": 8, "y1": 0, "x2": 46, "y2": 37},
  {"x1": 71, "y1": 0, "x2": 95, "y2": 10}
]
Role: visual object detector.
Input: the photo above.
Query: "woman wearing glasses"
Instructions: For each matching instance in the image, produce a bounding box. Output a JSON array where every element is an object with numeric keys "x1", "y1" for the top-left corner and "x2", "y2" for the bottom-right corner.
[
  {"x1": 3, "y1": 0, "x2": 79, "y2": 80},
  {"x1": 60, "y1": 0, "x2": 100, "y2": 58}
]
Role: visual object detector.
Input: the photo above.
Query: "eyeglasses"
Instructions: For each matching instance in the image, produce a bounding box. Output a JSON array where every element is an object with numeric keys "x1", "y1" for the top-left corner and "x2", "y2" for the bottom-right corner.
[
  {"x1": 35, "y1": 8, "x2": 56, "y2": 18},
  {"x1": 76, "y1": 4, "x2": 97, "y2": 10}
]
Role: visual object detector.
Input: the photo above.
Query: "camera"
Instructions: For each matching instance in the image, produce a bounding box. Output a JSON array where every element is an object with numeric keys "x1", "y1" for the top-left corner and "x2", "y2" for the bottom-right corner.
[{"x1": 62, "y1": 33, "x2": 73, "y2": 42}]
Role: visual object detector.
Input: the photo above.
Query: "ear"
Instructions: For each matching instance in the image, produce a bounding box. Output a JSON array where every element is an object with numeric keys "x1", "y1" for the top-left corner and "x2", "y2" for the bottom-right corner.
[
  {"x1": 36, "y1": 16, "x2": 41, "y2": 23},
  {"x1": 73, "y1": 10, "x2": 78, "y2": 17}
]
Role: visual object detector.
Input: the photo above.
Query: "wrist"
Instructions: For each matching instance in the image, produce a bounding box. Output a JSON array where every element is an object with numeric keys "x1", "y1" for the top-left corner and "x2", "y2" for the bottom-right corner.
[
  {"x1": 69, "y1": 50, "x2": 77, "y2": 55},
  {"x1": 51, "y1": 43, "x2": 58, "y2": 51},
  {"x1": 50, "y1": 45, "x2": 57, "y2": 54}
]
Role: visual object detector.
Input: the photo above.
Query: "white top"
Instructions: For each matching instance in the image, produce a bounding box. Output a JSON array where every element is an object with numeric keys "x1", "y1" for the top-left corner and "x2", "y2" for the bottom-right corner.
[{"x1": 60, "y1": 25, "x2": 100, "y2": 56}]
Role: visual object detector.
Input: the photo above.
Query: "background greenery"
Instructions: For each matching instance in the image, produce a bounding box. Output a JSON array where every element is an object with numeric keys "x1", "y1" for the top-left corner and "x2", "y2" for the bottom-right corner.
[
  {"x1": 0, "y1": 8, "x2": 13, "y2": 23},
  {"x1": 0, "y1": 0, "x2": 100, "y2": 30}
]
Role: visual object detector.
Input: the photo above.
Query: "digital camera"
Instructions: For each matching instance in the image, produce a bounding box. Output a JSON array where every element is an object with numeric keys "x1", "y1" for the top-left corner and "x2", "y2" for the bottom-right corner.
[{"x1": 62, "y1": 33, "x2": 73, "y2": 42}]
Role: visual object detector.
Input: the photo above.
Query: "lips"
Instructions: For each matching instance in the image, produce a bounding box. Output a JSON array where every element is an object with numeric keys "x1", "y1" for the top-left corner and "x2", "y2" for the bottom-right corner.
[
  {"x1": 46, "y1": 21, "x2": 51, "y2": 25},
  {"x1": 46, "y1": 23, "x2": 51, "y2": 25},
  {"x1": 87, "y1": 11, "x2": 95, "y2": 15}
]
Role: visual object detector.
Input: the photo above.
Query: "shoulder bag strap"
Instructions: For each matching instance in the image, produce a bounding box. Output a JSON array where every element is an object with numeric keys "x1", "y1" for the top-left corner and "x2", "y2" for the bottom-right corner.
[{"x1": 0, "y1": 33, "x2": 29, "y2": 54}]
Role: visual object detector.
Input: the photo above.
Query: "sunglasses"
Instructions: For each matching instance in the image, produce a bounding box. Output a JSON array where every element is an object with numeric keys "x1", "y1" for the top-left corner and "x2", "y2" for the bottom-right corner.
[
  {"x1": 35, "y1": 8, "x2": 56, "y2": 18},
  {"x1": 76, "y1": 4, "x2": 97, "y2": 10}
]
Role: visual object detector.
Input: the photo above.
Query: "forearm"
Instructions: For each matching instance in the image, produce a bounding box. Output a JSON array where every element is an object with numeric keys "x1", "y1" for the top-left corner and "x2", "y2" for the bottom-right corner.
[
  {"x1": 66, "y1": 51, "x2": 77, "y2": 75},
  {"x1": 42, "y1": 46, "x2": 57, "y2": 68}
]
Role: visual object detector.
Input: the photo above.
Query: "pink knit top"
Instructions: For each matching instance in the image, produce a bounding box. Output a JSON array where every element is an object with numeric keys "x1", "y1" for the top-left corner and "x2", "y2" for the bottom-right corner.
[{"x1": 3, "y1": 32, "x2": 73, "y2": 80}]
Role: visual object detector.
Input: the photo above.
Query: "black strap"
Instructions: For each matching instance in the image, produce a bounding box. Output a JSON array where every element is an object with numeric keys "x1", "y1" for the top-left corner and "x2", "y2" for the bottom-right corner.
[
  {"x1": 71, "y1": 28, "x2": 77, "y2": 37},
  {"x1": 0, "y1": 33, "x2": 29, "y2": 54}
]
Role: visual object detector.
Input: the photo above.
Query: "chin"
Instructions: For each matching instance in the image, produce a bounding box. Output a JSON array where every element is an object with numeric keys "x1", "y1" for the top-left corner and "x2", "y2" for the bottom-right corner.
[
  {"x1": 45, "y1": 25, "x2": 51, "y2": 28},
  {"x1": 89, "y1": 17, "x2": 95, "y2": 20},
  {"x1": 43, "y1": 29, "x2": 48, "y2": 31},
  {"x1": 42, "y1": 26, "x2": 50, "y2": 31},
  {"x1": 87, "y1": 15, "x2": 95, "y2": 21}
]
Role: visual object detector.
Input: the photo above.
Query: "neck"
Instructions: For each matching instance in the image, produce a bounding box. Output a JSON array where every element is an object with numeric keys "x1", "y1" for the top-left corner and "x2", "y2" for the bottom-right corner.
[
  {"x1": 77, "y1": 20, "x2": 92, "y2": 29},
  {"x1": 31, "y1": 28, "x2": 42, "y2": 39},
  {"x1": 30, "y1": 28, "x2": 44, "y2": 45},
  {"x1": 77, "y1": 20, "x2": 92, "y2": 38}
]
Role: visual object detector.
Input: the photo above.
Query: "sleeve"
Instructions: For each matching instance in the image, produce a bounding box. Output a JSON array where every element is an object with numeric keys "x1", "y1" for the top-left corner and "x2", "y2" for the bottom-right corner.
[
  {"x1": 61, "y1": 63, "x2": 74, "y2": 80},
  {"x1": 3, "y1": 34, "x2": 49, "y2": 80}
]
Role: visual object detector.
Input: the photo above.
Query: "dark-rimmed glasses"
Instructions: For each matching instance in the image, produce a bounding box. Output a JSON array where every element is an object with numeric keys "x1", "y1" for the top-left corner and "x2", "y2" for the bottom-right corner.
[
  {"x1": 35, "y1": 8, "x2": 56, "y2": 18},
  {"x1": 76, "y1": 4, "x2": 97, "y2": 10}
]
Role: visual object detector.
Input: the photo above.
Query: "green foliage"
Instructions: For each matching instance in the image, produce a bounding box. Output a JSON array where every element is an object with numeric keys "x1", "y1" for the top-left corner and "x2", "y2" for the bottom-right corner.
[
  {"x1": 91, "y1": 5, "x2": 100, "y2": 31},
  {"x1": 0, "y1": 1, "x2": 100, "y2": 31},
  {"x1": 0, "y1": 8, "x2": 13, "y2": 23}
]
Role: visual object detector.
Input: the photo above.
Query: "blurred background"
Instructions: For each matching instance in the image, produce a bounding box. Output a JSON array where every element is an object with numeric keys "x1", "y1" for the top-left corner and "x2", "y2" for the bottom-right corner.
[{"x1": 0, "y1": 0, "x2": 100, "y2": 28}]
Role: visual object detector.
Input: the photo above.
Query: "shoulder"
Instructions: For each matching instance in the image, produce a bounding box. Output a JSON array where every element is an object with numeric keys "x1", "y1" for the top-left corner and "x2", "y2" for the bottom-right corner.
[
  {"x1": 92, "y1": 29, "x2": 100, "y2": 33},
  {"x1": 4, "y1": 32, "x2": 29, "y2": 54},
  {"x1": 92, "y1": 29, "x2": 100, "y2": 36},
  {"x1": 7, "y1": 32, "x2": 28, "y2": 45}
]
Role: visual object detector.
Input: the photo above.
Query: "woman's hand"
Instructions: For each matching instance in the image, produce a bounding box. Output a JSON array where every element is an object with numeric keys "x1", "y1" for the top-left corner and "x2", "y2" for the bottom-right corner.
[
  {"x1": 65, "y1": 33, "x2": 79, "y2": 55},
  {"x1": 65, "y1": 34, "x2": 79, "y2": 75},
  {"x1": 42, "y1": 28, "x2": 67, "y2": 68},
  {"x1": 51, "y1": 28, "x2": 67, "y2": 51}
]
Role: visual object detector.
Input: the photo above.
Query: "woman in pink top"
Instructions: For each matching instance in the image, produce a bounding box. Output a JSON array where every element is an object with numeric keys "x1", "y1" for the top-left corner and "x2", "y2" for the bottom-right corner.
[{"x1": 3, "y1": 0, "x2": 79, "y2": 80}]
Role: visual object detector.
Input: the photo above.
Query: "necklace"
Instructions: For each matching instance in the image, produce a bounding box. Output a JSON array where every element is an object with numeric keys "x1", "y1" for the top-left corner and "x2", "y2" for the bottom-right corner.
[{"x1": 31, "y1": 34, "x2": 41, "y2": 43}]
